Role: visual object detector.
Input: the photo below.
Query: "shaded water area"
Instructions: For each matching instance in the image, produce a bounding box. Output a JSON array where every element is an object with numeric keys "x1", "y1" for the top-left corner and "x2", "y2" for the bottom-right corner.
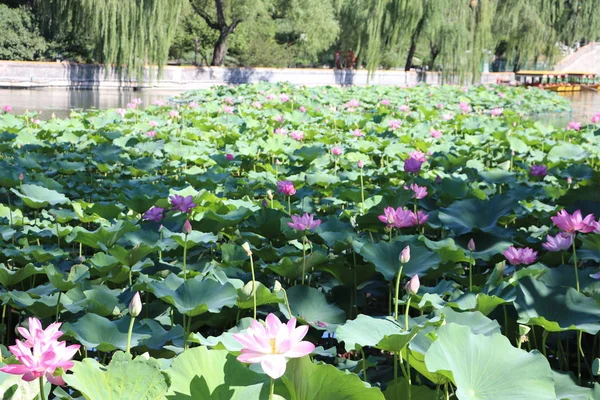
[{"x1": 0, "y1": 87, "x2": 598, "y2": 123}]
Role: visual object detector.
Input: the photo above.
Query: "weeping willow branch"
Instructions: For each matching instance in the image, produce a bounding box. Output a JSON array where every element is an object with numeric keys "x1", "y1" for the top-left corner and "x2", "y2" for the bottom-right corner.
[{"x1": 37, "y1": 0, "x2": 185, "y2": 79}]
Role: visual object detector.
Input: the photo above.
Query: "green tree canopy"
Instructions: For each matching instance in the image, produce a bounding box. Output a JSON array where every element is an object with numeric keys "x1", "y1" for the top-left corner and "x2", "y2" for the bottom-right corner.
[{"x1": 0, "y1": 4, "x2": 47, "y2": 60}]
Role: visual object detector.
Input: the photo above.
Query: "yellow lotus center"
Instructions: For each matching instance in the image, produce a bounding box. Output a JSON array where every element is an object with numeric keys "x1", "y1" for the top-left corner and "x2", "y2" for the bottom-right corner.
[{"x1": 270, "y1": 338, "x2": 277, "y2": 353}]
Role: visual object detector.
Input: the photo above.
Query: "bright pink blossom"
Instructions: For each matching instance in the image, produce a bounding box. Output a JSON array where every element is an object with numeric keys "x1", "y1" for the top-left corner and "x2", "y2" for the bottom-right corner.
[
  {"x1": 145, "y1": 131, "x2": 156, "y2": 138},
  {"x1": 567, "y1": 121, "x2": 581, "y2": 131},
  {"x1": 409, "y1": 210, "x2": 429, "y2": 226},
  {"x1": 277, "y1": 180, "x2": 296, "y2": 196},
  {"x1": 398, "y1": 105, "x2": 410, "y2": 112},
  {"x1": 405, "y1": 275, "x2": 420, "y2": 295},
  {"x1": 352, "y1": 129, "x2": 364, "y2": 137},
  {"x1": 274, "y1": 128, "x2": 288, "y2": 135},
  {"x1": 331, "y1": 147, "x2": 343, "y2": 156},
  {"x1": 232, "y1": 314, "x2": 315, "y2": 379},
  {"x1": 389, "y1": 120, "x2": 402, "y2": 130},
  {"x1": 345, "y1": 99, "x2": 360, "y2": 108},
  {"x1": 530, "y1": 164, "x2": 548, "y2": 177},
  {"x1": 490, "y1": 108, "x2": 503, "y2": 117},
  {"x1": 504, "y1": 246, "x2": 537, "y2": 266},
  {"x1": 116, "y1": 108, "x2": 126, "y2": 117},
  {"x1": 0, "y1": 318, "x2": 80, "y2": 386},
  {"x1": 299, "y1": 106, "x2": 307, "y2": 112},
  {"x1": 290, "y1": 130, "x2": 304, "y2": 141},
  {"x1": 459, "y1": 102, "x2": 471, "y2": 113},
  {"x1": 287, "y1": 213, "x2": 322, "y2": 231},
  {"x1": 3, "y1": 105, "x2": 12, "y2": 112},
  {"x1": 591, "y1": 114, "x2": 600, "y2": 124},
  {"x1": 252, "y1": 101, "x2": 262, "y2": 109},
  {"x1": 408, "y1": 183, "x2": 427, "y2": 199},
  {"x1": 380, "y1": 99, "x2": 390, "y2": 106},
  {"x1": 280, "y1": 94, "x2": 290, "y2": 103},
  {"x1": 430, "y1": 129, "x2": 442, "y2": 139},
  {"x1": 542, "y1": 233, "x2": 573, "y2": 252},
  {"x1": 551, "y1": 209, "x2": 596, "y2": 233},
  {"x1": 169, "y1": 110, "x2": 180, "y2": 119},
  {"x1": 222, "y1": 106, "x2": 234, "y2": 114},
  {"x1": 149, "y1": 120, "x2": 158, "y2": 127}
]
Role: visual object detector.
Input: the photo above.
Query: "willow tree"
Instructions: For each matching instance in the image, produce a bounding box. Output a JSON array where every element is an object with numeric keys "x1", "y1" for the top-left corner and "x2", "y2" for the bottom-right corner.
[{"x1": 37, "y1": 0, "x2": 185, "y2": 78}]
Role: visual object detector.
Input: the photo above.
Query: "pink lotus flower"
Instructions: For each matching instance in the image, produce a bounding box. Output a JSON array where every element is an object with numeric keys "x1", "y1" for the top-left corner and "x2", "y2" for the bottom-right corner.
[
  {"x1": 287, "y1": 213, "x2": 322, "y2": 231},
  {"x1": 143, "y1": 206, "x2": 164, "y2": 222},
  {"x1": 274, "y1": 128, "x2": 288, "y2": 135},
  {"x1": 145, "y1": 130, "x2": 156, "y2": 138},
  {"x1": 430, "y1": 129, "x2": 442, "y2": 139},
  {"x1": 490, "y1": 108, "x2": 504, "y2": 117},
  {"x1": 169, "y1": 110, "x2": 180, "y2": 119},
  {"x1": 274, "y1": 115, "x2": 284, "y2": 123},
  {"x1": 352, "y1": 129, "x2": 364, "y2": 137},
  {"x1": 3, "y1": 105, "x2": 12, "y2": 112},
  {"x1": 591, "y1": 114, "x2": 600, "y2": 124},
  {"x1": 567, "y1": 121, "x2": 581, "y2": 131},
  {"x1": 188, "y1": 101, "x2": 199, "y2": 109},
  {"x1": 409, "y1": 210, "x2": 429, "y2": 226},
  {"x1": 409, "y1": 151, "x2": 427, "y2": 163},
  {"x1": 224, "y1": 97, "x2": 235, "y2": 105},
  {"x1": 280, "y1": 94, "x2": 290, "y2": 103},
  {"x1": 126, "y1": 103, "x2": 137, "y2": 109},
  {"x1": 389, "y1": 120, "x2": 402, "y2": 130},
  {"x1": 498, "y1": 91, "x2": 506, "y2": 98},
  {"x1": 222, "y1": 106, "x2": 234, "y2": 114},
  {"x1": 290, "y1": 131, "x2": 304, "y2": 141},
  {"x1": 400, "y1": 246, "x2": 410, "y2": 263},
  {"x1": 405, "y1": 275, "x2": 420, "y2": 295},
  {"x1": 132, "y1": 98, "x2": 143, "y2": 105},
  {"x1": 1, "y1": 318, "x2": 80, "y2": 386},
  {"x1": 183, "y1": 219, "x2": 192, "y2": 234},
  {"x1": 380, "y1": 99, "x2": 390, "y2": 106},
  {"x1": 437, "y1": 103, "x2": 444, "y2": 109},
  {"x1": 459, "y1": 102, "x2": 471, "y2": 113},
  {"x1": 169, "y1": 194, "x2": 196, "y2": 213},
  {"x1": 149, "y1": 120, "x2": 158, "y2": 127},
  {"x1": 542, "y1": 233, "x2": 573, "y2": 252},
  {"x1": 265, "y1": 93, "x2": 275, "y2": 100},
  {"x1": 233, "y1": 313, "x2": 315, "y2": 379},
  {"x1": 277, "y1": 180, "x2": 296, "y2": 196},
  {"x1": 468, "y1": 239, "x2": 475, "y2": 251},
  {"x1": 378, "y1": 207, "x2": 397, "y2": 228},
  {"x1": 152, "y1": 99, "x2": 166, "y2": 106},
  {"x1": 345, "y1": 99, "x2": 360, "y2": 108},
  {"x1": 398, "y1": 105, "x2": 410, "y2": 112},
  {"x1": 408, "y1": 183, "x2": 427, "y2": 199},
  {"x1": 504, "y1": 246, "x2": 537, "y2": 266},
  {"x1": 252, "y1": 101, "x2": 262, "y2": 109},
  {"x1": 389, "y1": 207, "x2": 415, "y2": 229},
  {"x1": 299, "y1": 106, "x2": 307, "y2": 113},
  {"x1": 331, "y1": 147, "x2": 343, "y2": 156},
  {"x1": 226, "y1": 153, "x2": 234, "y2": 161},
  {"x1": 530, "y1": 164, "x2": 548, "y2": 177},
  {"x1": 357, "y1": 160, "x2": 365, "y2": 168},
  {"x1": 551, "y1": 209, "x2": 596, "y2": 233},
  {"x1": 442, "y1": 113, "x2": 454, "y2": 121},
  {"x1": 116, "y1": 108, "x2": 126, "y2": 118}
]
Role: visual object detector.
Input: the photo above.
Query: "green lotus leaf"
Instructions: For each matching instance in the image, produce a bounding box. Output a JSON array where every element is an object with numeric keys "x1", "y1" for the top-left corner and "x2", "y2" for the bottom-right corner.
[
  {"x1": 547, "y1": 143, "x2": 589, "y2": 162},
  {"x1": 515, "y1": 276, "x2": 600, "y2": 334},
  {"x1": 236, "y1": 281, "x2": 282, "y2": 309},
  {"x1": 437, "y1": 195, "x2": 519, "y2": 235},
  {"x1": 11, "y1": 184, "x2": 70, "y2": 209},
  {"x1": 43, "y1": 264, "x2": 89, "y2": 292},
  {"x1": 384, "y1": 378, "x2": 442, "y2": 400},
  {"x1": 64, "y1": 352, "x2": 170, "y2": 400},
  {"x1": 553, "y1": 371, "x2": 600, "y2": 400},
  {"x1": 62, "y1": 314, "x2": 152, "y2": 352},
  {"x1": 0, "y1": 263, "x2": 43, "y2": 287},
  {"x1": 424, "y1": 323, "x2": 555, "y2": 400},
  {"x1": 280, "y1": 285, "x2": 346, "y2": 331}
]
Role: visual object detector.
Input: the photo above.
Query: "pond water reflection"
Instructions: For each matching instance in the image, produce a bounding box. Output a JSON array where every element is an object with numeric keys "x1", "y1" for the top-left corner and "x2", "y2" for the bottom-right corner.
[{"x1": 0, "y1": 87, "x2": 598, "y2": 124}]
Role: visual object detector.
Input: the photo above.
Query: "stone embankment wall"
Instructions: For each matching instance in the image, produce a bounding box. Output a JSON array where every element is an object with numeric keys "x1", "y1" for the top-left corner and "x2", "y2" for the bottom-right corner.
[{"x1": 0, "y1": 61, "x2": 515, "y2": 90}]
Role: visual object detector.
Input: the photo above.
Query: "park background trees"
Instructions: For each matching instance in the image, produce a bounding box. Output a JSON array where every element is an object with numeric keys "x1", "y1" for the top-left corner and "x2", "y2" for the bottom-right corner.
[{"x1": 0, "y1": 0, "x2": 599, "y2": 78}]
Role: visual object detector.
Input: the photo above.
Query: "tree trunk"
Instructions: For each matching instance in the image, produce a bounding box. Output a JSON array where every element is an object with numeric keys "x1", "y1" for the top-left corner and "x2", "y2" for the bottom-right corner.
[
  {"x1": 405, "y1": 40, "x2": 417, "y2": 71},
  {"x1": 211, "y1": 32, "x2": 229, "y2": 66}
]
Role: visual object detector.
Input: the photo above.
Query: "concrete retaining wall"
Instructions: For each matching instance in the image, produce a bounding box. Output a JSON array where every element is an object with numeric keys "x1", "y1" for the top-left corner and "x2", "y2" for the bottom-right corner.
[{"x1": 0, "y1": 61, "x2": 515, "y2": 90}]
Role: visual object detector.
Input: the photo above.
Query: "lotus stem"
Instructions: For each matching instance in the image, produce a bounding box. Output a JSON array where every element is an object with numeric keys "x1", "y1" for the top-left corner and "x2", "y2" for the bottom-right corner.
[
  {"x1": 55, "y1": 291, "x2": 62, "y2": 322},
  {"x1": 183, "y1": 233, "x2": 188, "y2": 279},
  {"x1": 405, "y1": 296, "x2": 411, "y2": 332},
  {"x1": 469, "y1": 251, "x2": 474, "y2": 292},
  {"x1": 301, "y1": 236, "x2": 307, "y2": 285},
  {"x1": 250, "y1": 252, "x2": 257, "y2": 319},
  {"x1": 572, "y1": 234, "x2": 579, "y2": 292},
  {"x1": 126, "y1": 315, "x2": 135, "y2": 354},
  {"x1": 360, "y1": 347, "x2": 368, "y2": 382},
  {"x1": 359, "y1": 168, "x2": 365, "y2": 215},
  {"x1": 281, "y1": 288, "x2": 292, "y2": 317},
  {"x1": 394, "y1": 265, "x2": 404, "y2": 321},
  {"x1": 39, "y1": 377, "x2": 45, "y2": 400},
  {"x1": 287, "y1": 196, "x2": 291, "y2": 215},
  {"x1": 269, "y1": 378, "x2": 275, "y2": 400},
  {"x1": 541, "y1": 330, "x2": 548, "y2": 357}
]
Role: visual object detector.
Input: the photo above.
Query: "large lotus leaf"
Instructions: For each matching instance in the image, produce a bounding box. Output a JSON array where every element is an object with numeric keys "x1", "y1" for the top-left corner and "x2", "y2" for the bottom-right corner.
[
  {"x1": 61, "y1": 313, "x2": 152, "y2": 352},
  {"x1": 353, "y1": 240, "x2": 440, "y2": 281},
  {"x1": 163, "y1": 229, "x2": 219, "y2": 249},
  {"x1": 62, "y1": 285, "x2": 121, "y2": 316},
  {"x1": 514, "y1": 276, "x2": 600, "y2": 334},
  {"x1": 435, "y1": 307, "x2": 501, "y2": 336},
  {"x1": 166, "y1": 346, "x2": 269, "y2": 400},
  {"x1": 11, "y1": 184, "x2": 70, "y2": 209},
  {"x1": 0, "y1": 263, "x2": 43, "y2": 287},
  {"x1": 148, "y1": 277, "x2": 237, "y2": 317},
  {"x1": 138, "y1": 319, "x2": 184, "y2": 350},
  {"x1": 6, "y1": 291, "x2": 59, "y2": 318},
  {"x1": 0, "y1": 371, "x2": 44, "y2": 400},
  {"x1": 424, "y1": 323, "x2": 556, "y2": 400},
  {"x1": 547, "y1": 143, "x2": 589, "y2": 162},
  {"x1": 267, "y1": 251, "x2": 329, "y2": 280},
  {"x1": 336, "y1": 314, "x2": 404, "y2": 351},
  {"x1": 43, "y1": 264, "x2": 89, "y2": 292},
  {"x1": 109, "y1": 243, "x2": 159, "y2": 267},
  {"x1": 437, "y1": 195, "x2": 519, "y2": 235},
  {"x1": 236, "y1": 281, "x2": 282, "y2": 309},
  {"x1": 553, "y1": 371, "x2": 600, "y2": 400},
  {"x1": 64, "y1": 352, "x2": 170, "y2": 400},
  {"x1": 68, "y1": 221, "x2": 139, "y2": 249},
  {"x1": 282, "y1": 356, "x2": 384, "y2": 400},
  {"x1": 280, "y1": 285, "x2": 346, "y2": 331},
  {"x1": 315, "y1": 219, "x2": 357, "y2": 251}
]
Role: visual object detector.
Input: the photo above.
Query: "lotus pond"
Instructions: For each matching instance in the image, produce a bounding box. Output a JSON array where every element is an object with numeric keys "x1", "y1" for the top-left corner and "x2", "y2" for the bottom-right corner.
[{"x1": 0, "y1": 83, "x2": 599, "y2": 400}]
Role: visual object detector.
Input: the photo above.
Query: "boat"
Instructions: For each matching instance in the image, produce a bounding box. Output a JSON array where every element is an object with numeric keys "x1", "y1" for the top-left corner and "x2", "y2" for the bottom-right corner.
[{"x1": 515, "y1": 71, "x2": 599, "y2": 92}]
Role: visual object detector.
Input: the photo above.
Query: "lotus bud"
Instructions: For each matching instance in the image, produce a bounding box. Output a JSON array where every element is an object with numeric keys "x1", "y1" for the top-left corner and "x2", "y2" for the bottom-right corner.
[
  {"x1": 273, "y1": 280, "x2": 282, "y2": 292},
  {"x1": 129, "y1": 292, "x2": 142, "y2": 317},
  {"x1": 242, "y1": 242, "x2": 252, "y2": 256},
  {"x1": 405, "y1": 274, "x2": 420, "y2": 295},
  {"x1": 182, "y1": 220, "x2": 192, "y2": 235},
  {"x1": 518, "y1": 324, "x2": 531, "y2": 337},
  {"x1": 468, "y1": 239, "x2": 475, "y2": 252},
  {"x1": 19, "y1": 173, "x2": 24, "y2": 181},
  {"x1": 400, "y1": 246, "x2": 410, "y2": 264},
  {"x1": 139, "y1": 352, "x2": 150, "y2": 360},
  {"x1": 267, "y1": 189, "x2": 273, "y2": 200},
  {"x1": 567, "y1": 177, "x2": 572, "y2": 185},
  {"x1": 357, "y1": 160, "x2": 364, "y2": 169}
]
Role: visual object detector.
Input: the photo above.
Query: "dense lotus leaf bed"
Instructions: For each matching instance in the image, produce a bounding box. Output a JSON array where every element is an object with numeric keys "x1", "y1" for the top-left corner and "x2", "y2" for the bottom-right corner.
[{"x1": 0, "y1": 83, "x2": 599, "y2": 399}]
